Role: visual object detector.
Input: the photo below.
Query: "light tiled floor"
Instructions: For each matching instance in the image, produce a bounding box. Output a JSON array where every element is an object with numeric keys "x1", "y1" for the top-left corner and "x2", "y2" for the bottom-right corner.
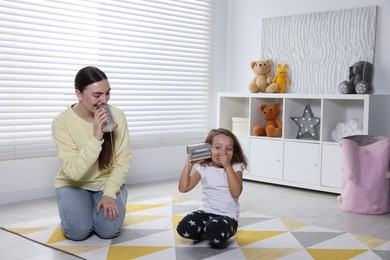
[{"x1": 1, "y1": 179, "x2": 390, "y2": 259}]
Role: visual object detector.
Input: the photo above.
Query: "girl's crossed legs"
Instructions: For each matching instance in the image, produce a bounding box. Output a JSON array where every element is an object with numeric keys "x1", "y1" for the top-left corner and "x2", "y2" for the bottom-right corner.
[{"x1": 176, "y1": 210, "x2": 238, "y2": 248}]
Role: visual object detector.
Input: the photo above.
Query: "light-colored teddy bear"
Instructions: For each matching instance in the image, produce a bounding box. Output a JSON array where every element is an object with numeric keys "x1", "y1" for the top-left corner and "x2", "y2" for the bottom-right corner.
[{"x1": 248, "y1": 59, "x2": 278, "y2": 93}]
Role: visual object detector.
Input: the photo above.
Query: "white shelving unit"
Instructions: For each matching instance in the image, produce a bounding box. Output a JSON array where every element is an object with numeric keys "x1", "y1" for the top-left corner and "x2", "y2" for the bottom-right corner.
[{"x1": 217, "y1": 92, "x2": 389, "y2": 193}]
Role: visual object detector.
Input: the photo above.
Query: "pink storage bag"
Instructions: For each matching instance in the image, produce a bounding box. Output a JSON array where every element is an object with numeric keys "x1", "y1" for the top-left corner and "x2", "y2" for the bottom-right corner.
[{"x1": 338, "y1": 135, "x2": 390, "y2": 214}]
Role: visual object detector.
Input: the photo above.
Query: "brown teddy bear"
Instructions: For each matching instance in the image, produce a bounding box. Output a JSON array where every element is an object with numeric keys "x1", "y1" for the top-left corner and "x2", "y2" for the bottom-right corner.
[
  {"x1": 249, "y1": 59, "x2": 278, "y2": 93},
  {"x1": 252, "y1": 103, "x2": 283, "y2": 137}
]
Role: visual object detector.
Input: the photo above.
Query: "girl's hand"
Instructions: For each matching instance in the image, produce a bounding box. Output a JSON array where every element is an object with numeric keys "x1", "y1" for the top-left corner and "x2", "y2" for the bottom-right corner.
[
  {"x1": 96, "y1": 195, "x2": 119, "y2": 221},
  {"x1": 93, "y1": 106, "x2": 109, "y2": 140},
  {"x1": 217, "y1": 153, "x2": 232, "y2": 168}
]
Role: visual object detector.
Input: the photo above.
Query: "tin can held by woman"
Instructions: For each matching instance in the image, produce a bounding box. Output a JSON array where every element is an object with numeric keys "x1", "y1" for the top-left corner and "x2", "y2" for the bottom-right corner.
[
  {"x1": 99, "y1": 104, "x2": 118, "y2": 133},
  {"x1": 186, "y1": 143, "x2": 212, "y2": 162}
]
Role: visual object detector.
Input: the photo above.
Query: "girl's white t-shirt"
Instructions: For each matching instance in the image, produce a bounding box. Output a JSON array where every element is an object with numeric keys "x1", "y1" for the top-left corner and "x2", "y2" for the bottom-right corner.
[{"x1": 196, "y1": 163, "x2": 243, "y2": 220}]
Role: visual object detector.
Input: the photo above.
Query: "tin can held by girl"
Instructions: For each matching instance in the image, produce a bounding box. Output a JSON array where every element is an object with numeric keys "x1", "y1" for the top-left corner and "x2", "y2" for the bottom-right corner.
[{"x1": 186, "y1": 143, "x2": 212, "y2": 162}]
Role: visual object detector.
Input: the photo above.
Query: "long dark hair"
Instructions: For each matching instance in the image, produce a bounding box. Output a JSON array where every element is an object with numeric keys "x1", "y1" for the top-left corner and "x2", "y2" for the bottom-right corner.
[
  {"x1": 74, "y1": 66, "x2": 115, "y2": 170},
  {"x1": 203, "y1": 128, "x2": 248, "y2": 170}
]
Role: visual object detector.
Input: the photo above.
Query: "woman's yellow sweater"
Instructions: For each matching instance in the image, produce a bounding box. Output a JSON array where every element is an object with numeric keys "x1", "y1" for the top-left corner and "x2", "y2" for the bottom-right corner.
[{"x1": 52, "y1": 105, "x2": 132, "y2": 199}]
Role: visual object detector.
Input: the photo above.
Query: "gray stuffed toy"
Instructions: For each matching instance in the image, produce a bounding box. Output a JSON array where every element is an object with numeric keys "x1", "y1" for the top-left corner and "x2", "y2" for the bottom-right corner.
[{"x1": 338, "y1": 61, "x2": 373, "y2": 94}]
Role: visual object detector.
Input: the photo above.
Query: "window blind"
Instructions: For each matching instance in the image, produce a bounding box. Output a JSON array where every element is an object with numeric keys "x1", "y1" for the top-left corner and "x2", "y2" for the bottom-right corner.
[{"x1": 0, "y1": 0, "x2": 214, "y2": 160}]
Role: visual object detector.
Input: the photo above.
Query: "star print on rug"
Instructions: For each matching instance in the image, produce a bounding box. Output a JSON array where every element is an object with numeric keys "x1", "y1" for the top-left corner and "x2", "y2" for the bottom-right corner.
[{"x1": 291, "y1": 105, "x2": 321, "y2": 140}]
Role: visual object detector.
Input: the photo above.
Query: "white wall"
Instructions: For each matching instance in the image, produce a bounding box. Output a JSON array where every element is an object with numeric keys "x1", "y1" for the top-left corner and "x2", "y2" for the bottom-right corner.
[
  {"x1": 0, "y1": 0, "x2": 229, "y2": 205},
  {"x1": 225, "y1": 0, "x2": 390, "y2": 94},
  {"x1": 2, "y1": 0, "x2": 389, "y2": 204}
]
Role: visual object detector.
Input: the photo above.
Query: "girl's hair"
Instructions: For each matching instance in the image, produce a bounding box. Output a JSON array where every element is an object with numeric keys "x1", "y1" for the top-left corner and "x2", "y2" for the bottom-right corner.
[
  {"x1": 74, "y1": 66, "x2": 115, "y2": 170},
  {"x1": 203, "y1": 128, "x2": 248, "y2": 170}
]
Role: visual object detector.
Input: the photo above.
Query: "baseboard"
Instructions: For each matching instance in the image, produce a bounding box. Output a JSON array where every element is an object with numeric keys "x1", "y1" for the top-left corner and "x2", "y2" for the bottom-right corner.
[
  {"x1": 0, "y1": 171, "x2": 179, "y2": 205},
  {"x1": 126, "y1": 170, "x2": 178, "y2": 185},
  {"x1": 0, "y1": 186, "x2": 56, "y2": 205}
]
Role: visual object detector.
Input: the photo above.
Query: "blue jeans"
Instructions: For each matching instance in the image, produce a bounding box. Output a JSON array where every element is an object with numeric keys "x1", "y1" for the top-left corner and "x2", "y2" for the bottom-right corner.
[{"x1": 55, "y1": 185, "x2": 128, "y2": 241}]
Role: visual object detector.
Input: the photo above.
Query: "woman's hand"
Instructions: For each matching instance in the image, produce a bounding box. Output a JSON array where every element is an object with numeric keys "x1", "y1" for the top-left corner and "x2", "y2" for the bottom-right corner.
[
  {"x1": 93, "y1": 106, "x2": 109, "y2": 140},
  {"x1": 96, "y1": 195, "x2": 119, "y2": 221}
]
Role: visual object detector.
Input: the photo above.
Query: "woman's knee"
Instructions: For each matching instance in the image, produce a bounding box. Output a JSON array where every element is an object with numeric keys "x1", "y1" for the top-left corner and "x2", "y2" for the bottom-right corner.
[
  {"x1": 61, "y1": 221, "x2": 93, "y2": 241},
  {"x1": 94, "y1": 221, "x2": 122, "y2": 239},
  {"x1": 94, "y1": 208, "x2": 126, "y2": 239},
  {"x1": 56, "y1": 187, "x2": 94, "y2": 241},
  {"x1": 95, "y1": 229, "x2": 121, "y2": 239}
]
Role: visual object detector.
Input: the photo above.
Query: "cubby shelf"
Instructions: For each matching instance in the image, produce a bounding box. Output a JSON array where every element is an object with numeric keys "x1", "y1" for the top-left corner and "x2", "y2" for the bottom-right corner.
[{"x1": 217, "y1": 92, "x2": 389, "y2": 193}]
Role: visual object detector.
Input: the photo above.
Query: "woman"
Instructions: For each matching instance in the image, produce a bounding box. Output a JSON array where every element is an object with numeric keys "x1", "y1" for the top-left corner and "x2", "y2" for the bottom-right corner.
[
  {"x1": 52, "y1": 66, "x2": 132, "y2": 241},
  {"x1": 177, "y1": 128, "x2": 248, "y2": 248}
]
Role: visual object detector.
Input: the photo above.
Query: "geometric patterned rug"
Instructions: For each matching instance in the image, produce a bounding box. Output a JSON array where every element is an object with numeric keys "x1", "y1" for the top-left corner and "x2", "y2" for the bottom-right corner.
[{"x1": 2, "y1": 196, "x2": 390, "y2": 260}]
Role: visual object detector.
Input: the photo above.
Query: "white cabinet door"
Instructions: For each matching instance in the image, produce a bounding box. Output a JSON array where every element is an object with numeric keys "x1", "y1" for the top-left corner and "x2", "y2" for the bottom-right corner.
[
  {"x1": 321, "y1": 143, "x2": 342, "y2": 188},
  {"x1": 284, "y1": 141, "x2": 320, "y2": 185},
  {"x1": 249, "y1": 138, "x2": 283, "y2": 179}
]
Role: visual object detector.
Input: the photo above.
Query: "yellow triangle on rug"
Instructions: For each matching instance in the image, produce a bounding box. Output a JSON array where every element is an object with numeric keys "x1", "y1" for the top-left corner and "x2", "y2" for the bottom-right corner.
[
  {"x1": 47, "y1": 226, "x2": 68, "y2": 244},
  {"x1": 106, "y1": 245, "x2": 172, "y2": 259},
  {"x1": 235, "y1": 230, "x2": 286, "y2": 247},
  {"x1": 306, "y1": 248, "x2": 368, "y2": 259}
]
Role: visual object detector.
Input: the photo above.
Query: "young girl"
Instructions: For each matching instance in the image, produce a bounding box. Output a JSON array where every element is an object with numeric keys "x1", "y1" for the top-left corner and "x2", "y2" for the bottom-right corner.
[{"x1": 177, "y1": 128, "x2": 248, "y2": 248}]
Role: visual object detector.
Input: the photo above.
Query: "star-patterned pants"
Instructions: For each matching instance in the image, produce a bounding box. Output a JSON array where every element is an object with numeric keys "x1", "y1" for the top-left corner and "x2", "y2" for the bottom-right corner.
[{"x1": 176, "y1": 210, "x2": 238, "y2": 248}]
